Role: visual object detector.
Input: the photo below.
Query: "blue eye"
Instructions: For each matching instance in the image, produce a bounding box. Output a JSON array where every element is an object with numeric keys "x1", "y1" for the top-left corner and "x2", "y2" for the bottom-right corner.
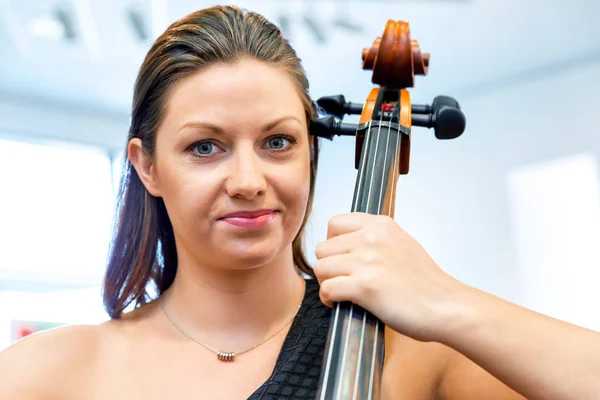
[
  {"x1": 191, "y1": 141, "x2": 220, "y2": 156},
  {"x1": 267, "y1": 135, "x2": 296, "y2": 151},
  {"x1": 268, "y1": 137, "x2": 287, "y2": 149}
]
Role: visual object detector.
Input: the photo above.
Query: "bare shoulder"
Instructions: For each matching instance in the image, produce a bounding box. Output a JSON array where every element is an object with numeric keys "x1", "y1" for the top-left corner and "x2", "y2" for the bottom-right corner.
[
  {"x1": 0, "y1": 301, "x2": 163, "y2": 400},
  {"x1": 382, "y1": 327, "x2": 455, "y2": 400},
  {"x1": 0, "y1": 323, "x2": 103, "y2": 400}
]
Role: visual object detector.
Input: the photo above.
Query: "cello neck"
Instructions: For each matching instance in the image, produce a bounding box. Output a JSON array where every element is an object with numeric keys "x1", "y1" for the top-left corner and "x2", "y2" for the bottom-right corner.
[
  {"x1": 351, "y1": 117, "x2": 403, "y2": 217},
  {"x1": 316, "y1": 89, "x2": 404, "y2": 400}
]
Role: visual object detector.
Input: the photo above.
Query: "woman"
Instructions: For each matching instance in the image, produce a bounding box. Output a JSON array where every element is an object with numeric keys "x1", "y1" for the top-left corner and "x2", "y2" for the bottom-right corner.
[{"x1": 1, "y1": 5, "x2": 599, "y2": 399}]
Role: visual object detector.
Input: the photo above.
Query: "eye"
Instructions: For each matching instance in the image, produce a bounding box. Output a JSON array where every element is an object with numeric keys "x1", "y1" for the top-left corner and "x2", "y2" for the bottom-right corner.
[
  {"x1": 190, "y1": 141, "x2": 221, "y2": 156},
  {"x1": 266, "y1": 135, "x2": 296, "y2": 151}
]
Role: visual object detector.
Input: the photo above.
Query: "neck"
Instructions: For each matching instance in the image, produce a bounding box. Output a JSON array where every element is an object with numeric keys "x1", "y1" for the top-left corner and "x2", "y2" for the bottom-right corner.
[{"x1": 161, "y1": 247, "x2": 306, "y2": 350}]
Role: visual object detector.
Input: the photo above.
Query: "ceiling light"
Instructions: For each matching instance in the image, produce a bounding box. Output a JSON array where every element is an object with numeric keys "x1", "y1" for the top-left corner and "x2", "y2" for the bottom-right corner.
[
  {"x1": 27, "y1": 15, "x2": 65, "y2": 41},
  {"x1": 26, "y1": 8, "x2": 76, "y2": 42}
]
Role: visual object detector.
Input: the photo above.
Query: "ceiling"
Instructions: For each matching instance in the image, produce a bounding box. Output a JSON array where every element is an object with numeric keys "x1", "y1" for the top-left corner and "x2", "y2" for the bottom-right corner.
[{"x1": 0, "y1": 0, "x2": 599, "y2": 118}]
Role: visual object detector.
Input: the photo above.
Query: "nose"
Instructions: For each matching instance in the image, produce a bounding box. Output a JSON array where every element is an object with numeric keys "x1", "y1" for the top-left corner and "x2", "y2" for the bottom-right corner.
[{"x1": 225, "y1": 145, "x2": 267, "y2": 200}]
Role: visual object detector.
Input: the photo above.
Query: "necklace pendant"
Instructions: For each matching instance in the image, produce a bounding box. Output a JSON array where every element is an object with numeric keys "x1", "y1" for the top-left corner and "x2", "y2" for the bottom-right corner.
[{"x1": 217, "y1": 351, "x2": 235, "y2": 362}]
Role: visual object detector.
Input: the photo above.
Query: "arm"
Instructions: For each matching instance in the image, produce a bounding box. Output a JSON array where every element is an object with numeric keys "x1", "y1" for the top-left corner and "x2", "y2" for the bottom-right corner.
[
  {"x1": 315, "y1": 213, "x2": 600, "y2": 400},
  {"x1": 437, "y1": 285, "x2": 600, "y2": 400}
]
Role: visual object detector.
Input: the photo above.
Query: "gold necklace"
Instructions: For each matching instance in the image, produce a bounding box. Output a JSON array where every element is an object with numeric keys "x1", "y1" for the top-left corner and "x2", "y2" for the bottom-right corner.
[{"x1": 160, "y1": 288, "x2": 304, "y2": 362}]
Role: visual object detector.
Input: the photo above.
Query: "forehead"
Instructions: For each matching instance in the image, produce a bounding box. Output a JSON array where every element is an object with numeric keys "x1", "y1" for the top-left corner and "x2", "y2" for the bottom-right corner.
[{"x1": 161, "y1": 58, "x2": 306, "y2": 133}]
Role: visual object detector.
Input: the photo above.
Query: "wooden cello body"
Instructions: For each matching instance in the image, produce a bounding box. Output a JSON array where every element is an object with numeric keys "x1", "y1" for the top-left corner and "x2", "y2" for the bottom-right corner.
[{"x1": 309, "y1": 20, "x2": 466, "y2": 399}]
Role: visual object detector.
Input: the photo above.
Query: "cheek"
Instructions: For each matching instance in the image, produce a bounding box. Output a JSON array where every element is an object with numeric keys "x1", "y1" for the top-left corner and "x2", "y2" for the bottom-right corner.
[
  {"x1": 278, "y1": 159, "x2": 312, "y2": 223},
  {"x1": 156, "y1": 161, "x2": 218, "y2": 229}
]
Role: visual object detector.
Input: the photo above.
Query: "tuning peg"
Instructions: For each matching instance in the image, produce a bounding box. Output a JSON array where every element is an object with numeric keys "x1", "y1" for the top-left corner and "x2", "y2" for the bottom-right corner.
[
  {"x1": 411, "y1": 95, "x2": 465, "y2": 139},
  {"x1": 411, "y1": 96, "x2": 460, "y2": 115},
  {"x1": 316, "y1": 95, "x2": 363, "y2": 119},
  {"x1": 432, "y1": 95, "x2": 461, "y2": 113},
  {"x1": 434, "y1": 106, "x2": 465, "y2": 139},
  {"x1": 309, "y1": 115, "x2": 357, "y2": 140}
]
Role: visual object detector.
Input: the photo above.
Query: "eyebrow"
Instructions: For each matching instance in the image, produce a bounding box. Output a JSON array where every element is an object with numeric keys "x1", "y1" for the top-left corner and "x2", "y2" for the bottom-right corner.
[{"x1": 176, "y1": 115, "x2": 303, "y2": 135}]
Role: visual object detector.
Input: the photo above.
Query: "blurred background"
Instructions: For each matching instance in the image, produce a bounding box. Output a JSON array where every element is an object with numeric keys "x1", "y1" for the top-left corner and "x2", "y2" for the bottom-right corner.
[{"x1": 1, "y1": 0, "x2": 599, "y2": 349}]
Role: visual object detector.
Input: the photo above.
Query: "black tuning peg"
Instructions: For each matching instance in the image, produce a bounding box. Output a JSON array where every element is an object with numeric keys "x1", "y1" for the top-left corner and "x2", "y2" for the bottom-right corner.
[
  {"x1": 309, "y1": 115, "x2": 357, "y2": 140},
  {"x1": 432, "y1": 95, "x2": 461, "y2": 114},
  {"x1": 411, "y1": 96, "x2": 460, "y2": 115},
  {"x1": 411, "y1": 95, "x2": 466, "y2": 140},
  {"x1": 316, "y1": 95, "x2": 363, "y2": 119}
]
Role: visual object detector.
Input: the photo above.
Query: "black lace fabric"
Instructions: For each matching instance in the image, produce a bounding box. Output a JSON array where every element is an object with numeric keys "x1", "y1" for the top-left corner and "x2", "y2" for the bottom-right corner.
[{"x1": 248, "y1": 279, "x2": 331, "y2": 399}]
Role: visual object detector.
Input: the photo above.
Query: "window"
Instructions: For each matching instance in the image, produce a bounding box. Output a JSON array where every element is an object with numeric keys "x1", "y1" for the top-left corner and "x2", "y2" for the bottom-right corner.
[
  {"x1": 0, "y1": 137, "x2": 115, "y2": 284},
  {"x1": 506, "y1": 152, "x2": 600, "y2": 331}
]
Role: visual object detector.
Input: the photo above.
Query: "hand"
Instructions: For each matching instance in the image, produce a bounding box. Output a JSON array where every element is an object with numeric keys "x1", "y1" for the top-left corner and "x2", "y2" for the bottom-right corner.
[{"x1": 313, "y1": 212, "x2": 468, "y2": 342}]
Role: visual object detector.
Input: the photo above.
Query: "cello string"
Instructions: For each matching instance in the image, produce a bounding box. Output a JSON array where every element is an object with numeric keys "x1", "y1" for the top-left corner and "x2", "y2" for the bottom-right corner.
[
  {"x1": 351, "y1": 100, "x2": 395, "y2": 400},
  {"x1": 389, "y1": 99, "x2": 401, "y2": 216},
  {"x1": 336, "y1": 115, "x2": 380, "y2": 400},
  {"x1": 369, "y1": 99, "x2": 398, "y2": 400},
  {"x1": 352, "y1": 300, "x2": 369, "y2": 400},
  {"x1": 369, "y1": 98, "x2": 402, "y2": 399},
  {"x1": 319, "y1": 296, "x2": 340, "y2": 399},
  {"x1": 321, "y1": 118, "x2": 373, "y2": 400}
]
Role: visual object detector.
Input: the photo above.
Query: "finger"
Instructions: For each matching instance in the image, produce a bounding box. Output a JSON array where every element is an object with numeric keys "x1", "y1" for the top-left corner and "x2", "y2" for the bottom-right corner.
[
  {"x1": 327, "y1": 212, "x2": 372, "y2": 239},
  {"x1": 315, "y1": 229, "x2": 362, "y2": 260},
  {"x1": 312, "y1": 253, "x2": 357, "y2": 284},
  {"x1": 318, "y1": 275, "x2": 361, "y2": 308}
]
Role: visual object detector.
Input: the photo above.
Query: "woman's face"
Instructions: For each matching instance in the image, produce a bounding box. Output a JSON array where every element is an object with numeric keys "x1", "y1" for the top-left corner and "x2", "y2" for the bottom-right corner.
[{"x1": 132, "y1": 58, "x2": 311, "y2": 271}]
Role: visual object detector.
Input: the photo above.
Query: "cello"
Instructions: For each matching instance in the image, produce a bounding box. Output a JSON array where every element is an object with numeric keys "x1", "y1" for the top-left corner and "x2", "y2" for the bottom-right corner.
[{"x1": 309, "y1": 19, "x2": 466, "y2": 399}]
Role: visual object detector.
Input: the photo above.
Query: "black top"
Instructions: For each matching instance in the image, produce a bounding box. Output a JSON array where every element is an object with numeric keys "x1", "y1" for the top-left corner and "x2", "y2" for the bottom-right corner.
[{"x1": 248, "y1": 278, "x2": 331, "y2": 399}]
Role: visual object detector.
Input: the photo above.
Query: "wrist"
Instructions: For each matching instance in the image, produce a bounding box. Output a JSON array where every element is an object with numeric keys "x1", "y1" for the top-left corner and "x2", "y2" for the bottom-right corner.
[{"x1": 432, "y1": 279, "x2": 484, "y2": 346}]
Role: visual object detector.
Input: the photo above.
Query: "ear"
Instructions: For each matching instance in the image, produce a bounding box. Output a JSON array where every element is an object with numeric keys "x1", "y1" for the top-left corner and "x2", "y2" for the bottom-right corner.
[{"x1": 128, "y1": 138, "x2": 162, "y2": 197}]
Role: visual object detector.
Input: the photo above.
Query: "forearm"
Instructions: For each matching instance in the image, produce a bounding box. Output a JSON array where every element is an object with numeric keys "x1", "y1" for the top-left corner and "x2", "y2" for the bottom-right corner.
[{"x1": 438, "y1": 284, "x2": 600, "y2": 400}]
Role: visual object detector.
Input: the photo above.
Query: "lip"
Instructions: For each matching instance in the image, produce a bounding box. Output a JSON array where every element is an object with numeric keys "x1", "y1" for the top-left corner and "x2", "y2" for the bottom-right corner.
[
  {"x1": 220, "y1": 209, "x2": 276, "y2": 219},
  {"x1": 218, "y1": 209, "x2": 278, "y2": 229}
]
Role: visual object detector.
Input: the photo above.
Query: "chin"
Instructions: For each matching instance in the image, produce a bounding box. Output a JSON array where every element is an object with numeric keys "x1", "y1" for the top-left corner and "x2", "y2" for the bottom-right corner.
[
  {"x1": 205, "y1": 216, "x2": 300, "y2": 270},
  {"x1": 222, "y1": 251, "x2": 283, "y2": 272},
  {"x1": 219, "y1": 238, "x2": 288, "y2": 271}
]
